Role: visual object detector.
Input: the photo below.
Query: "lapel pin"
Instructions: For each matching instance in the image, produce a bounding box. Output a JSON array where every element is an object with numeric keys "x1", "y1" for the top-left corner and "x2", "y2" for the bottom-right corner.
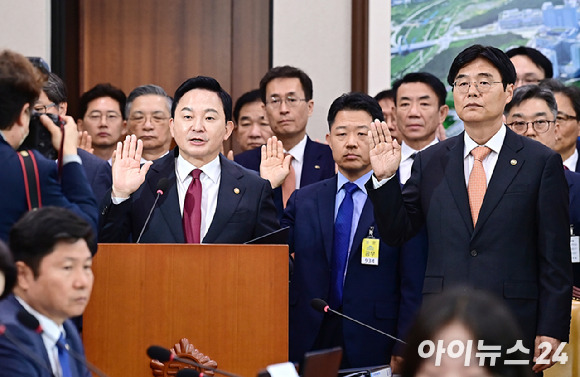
[
  {"x1": 510, "y1": 159, "x2": 517, "y2": 166},
  {"x1": 234, "y1": 188, "x2": 240, "y2": 194},
  {"x1": 314, "y1": 165, "x2": 320, "y2": 169}
]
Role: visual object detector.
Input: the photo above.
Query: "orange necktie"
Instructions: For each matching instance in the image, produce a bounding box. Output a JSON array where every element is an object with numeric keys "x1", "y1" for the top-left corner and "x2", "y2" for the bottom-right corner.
[
  {"x1": 281, "y1": 154, "x2": 296, "y2": 208},
  {"x1": 468, "y1": 146, "x2": 491, "y2": 227}
]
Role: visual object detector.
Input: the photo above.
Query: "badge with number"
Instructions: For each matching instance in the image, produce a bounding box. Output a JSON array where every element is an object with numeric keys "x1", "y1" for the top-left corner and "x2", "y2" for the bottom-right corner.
[{"x1": 362, "y1": 226, "x2": 379, "y2": 265}]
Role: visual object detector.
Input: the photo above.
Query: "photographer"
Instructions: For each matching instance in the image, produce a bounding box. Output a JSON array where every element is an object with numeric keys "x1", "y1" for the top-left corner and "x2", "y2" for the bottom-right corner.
[{"x1": 0, "y1": 49, "x2": 97, "y2": 245}]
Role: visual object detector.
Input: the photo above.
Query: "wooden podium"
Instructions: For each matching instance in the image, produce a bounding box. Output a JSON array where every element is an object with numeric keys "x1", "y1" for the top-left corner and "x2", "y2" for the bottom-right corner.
[{"x1": 83, "y1": 244, "x2": 289, "y2": 377}]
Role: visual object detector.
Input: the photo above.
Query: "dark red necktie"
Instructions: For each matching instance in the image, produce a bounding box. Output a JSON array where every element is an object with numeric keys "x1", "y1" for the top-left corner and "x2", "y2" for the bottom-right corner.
[{"x1": 183, "y1": 169, "x2": 202, "y2": 243}]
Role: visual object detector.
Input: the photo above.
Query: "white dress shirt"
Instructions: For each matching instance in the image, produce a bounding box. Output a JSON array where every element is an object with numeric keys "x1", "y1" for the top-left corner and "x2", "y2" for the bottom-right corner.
[
  {"x1": 399, "y1": 139, "x2": 439, "y2": 185},
  {"x1": 285, "y1": 135, "x2": 308, "y2": 189},
  {"x1": 564, "y1": 148, "x2": 578, "y2": 172},
  {"x1": 175, "y1": 154, "x2": 221, "y2": 242},
  {"x1": 15, "y1": 296, "x2": 66, "y2": 377},
  {"x1": 463, "y1": 125, "x2": 505, "y2": 186}
]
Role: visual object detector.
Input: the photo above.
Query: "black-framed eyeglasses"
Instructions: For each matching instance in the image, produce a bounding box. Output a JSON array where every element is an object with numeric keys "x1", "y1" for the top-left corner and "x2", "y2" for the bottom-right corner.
[
  {"x1": 452, "y1": 80, "x2": 502, "y2": 94},
  {"x1": 265, "y1": 96, "x2": 307, "y2": 109},
  {"x1": 506, "y1": 119, "x2": 555, "y2": 134},
  {"x1": 556, "y1": 112, "x2": 578, "y2": 122},
  {"x1": 33, "y1": 103, "x2": 58, "y2": 114}
]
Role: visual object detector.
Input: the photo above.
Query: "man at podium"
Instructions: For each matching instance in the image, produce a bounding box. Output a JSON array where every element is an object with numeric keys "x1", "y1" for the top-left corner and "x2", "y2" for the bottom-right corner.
[{"x1": 99, "y1": 76, "x2": 279, "y2": 243}]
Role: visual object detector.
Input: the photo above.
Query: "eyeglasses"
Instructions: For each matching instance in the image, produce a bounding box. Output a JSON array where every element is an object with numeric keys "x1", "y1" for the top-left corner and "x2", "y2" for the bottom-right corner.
[
  {"x1": 452, "y1": 80, "x2": 503, "y2": 94},
  {"x1": 556, "y1": 112, "x2": 578, "y2": 122},
  {"x1": 129, "y1": 113, "x2": 169, "y2": 126},
  {"x1": 506, "y1": 119, "x2": 555, "y2": 134},
  {"x1": 265, "y1": 96, "x2": 307, "y2": 109},
  {"x1": 33, "y1": 103, "x2": 58, "y2": 114},
  {"x1": 87, "y1": 111, "x2": 122, "y2": 122}
]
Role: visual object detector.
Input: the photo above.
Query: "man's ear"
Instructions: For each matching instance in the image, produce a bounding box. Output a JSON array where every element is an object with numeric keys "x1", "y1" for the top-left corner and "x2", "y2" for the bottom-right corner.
[
  {"x1": 58, "y1": 102, "x2": 68, "y2": 117},
  {"x1": 223, "y1": 121, "x2": 234, "y2": 141},
  {"x1": 15, "y1": 261, "x2": 34, "y2": 290},
  {"x1": 77, "y1": 118, "x2": 84, "y2": 132},
  {"x1": 16, "y1": 103, "x2": 30, "y2": 127}
]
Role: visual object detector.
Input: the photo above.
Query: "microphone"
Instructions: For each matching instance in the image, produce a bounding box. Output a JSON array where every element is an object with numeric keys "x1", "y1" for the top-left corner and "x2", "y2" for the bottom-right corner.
[
  {"x1": 17, "y1": 310, "x2": 110, "y2": 377},
  {"x1": 147, "y1": 345, "x2": 243, "y2": 377},
  {"x1": 310, "y1": 298, "x2": 406, "y2": 345},
  {"x1": 136, "y1": 177, "x2": 169, "y2": 243},
  {"x1": 0, "y1": 322, "x2": 53, "y2": 373}
]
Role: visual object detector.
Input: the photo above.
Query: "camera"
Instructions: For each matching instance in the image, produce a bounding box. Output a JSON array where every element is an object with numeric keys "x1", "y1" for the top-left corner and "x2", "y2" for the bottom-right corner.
[{"x1": 19, "y1": 112, "x2": 64, "y2": 160}]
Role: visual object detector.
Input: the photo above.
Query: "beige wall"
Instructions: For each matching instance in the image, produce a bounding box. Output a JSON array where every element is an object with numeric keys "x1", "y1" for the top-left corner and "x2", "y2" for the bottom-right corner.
[
  {"x1": 0, "y1": 0, "x2": 51, "y2": 62},
  {"x1": 272, "y1": 0, "x2": 352, "y2": 141}
]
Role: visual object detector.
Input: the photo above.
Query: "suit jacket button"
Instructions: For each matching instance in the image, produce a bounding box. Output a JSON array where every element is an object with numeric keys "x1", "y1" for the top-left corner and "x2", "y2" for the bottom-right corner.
[{"x1": 470, "y1": 249, "x2": 478, "y2": 257}]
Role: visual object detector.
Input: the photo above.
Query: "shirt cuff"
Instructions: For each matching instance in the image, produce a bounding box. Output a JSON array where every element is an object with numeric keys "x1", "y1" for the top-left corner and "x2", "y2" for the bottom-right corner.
[
  {"x1": 372, "y1": 173, "x2": 395, "y2": 189},
  {"x1": 111, "y1": 196, "x2": 129, "y2": 205},
  {"x1": 62, "y1": 154, "x2": 82, "y2": 165}
]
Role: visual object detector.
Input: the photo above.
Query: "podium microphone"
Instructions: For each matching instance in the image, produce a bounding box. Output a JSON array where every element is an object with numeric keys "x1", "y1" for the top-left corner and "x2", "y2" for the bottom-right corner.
[
  {"x1": 0, "y1": 323, "x2": 52, "y2": 373},
  {"x1": 17, "y1": 310, "x2": 110, "y2": 377},
  {"x1": 147, "y1": 345, "x2": 243, "y2": 377},
  {"x1": 310, "y1": 298, "x2": 406, "y2": 345},
  {"x1": 136, "y1": 177, "x2": 169, "y2": 243}
]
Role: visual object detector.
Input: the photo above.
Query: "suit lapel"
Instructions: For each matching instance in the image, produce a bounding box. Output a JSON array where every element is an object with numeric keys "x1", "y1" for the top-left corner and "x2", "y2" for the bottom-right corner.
[
  {"x1": 301, "y1": 137, "x2": 324, "y2": 187},
  {"x1": 203, "y1": 155, "x2": 244, "y2": 242},
  {"x1": 318, "y1": 177, "x2": 337, "y2": 264},
  {"x1": 147, "y1": 149, "x2": 184, "y2": 242},
  {"x1": 444, "y1": 134, "x2": 474, "y2": 233},
  {"x1": 474, "y1": 128, "x2": 524, "y2": 237}
]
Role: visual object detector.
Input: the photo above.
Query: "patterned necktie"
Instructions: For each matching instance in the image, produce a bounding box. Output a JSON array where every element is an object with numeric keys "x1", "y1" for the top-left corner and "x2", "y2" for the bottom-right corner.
[
  {"x1": 183, "y1": 169, "x2": 202, "y2": 243},
  {"x1": 329, "y1": 182, "x2": 359, "y2": 309},
  {"x1": 57, "y1": 333, "x2": 72, "y2": 377},
  {"x1": 281, "y1": 154, "x2": 296, "y2": 208},
  {"x1": 468, "y1": 146, "x2": 492, "y2": 227}
]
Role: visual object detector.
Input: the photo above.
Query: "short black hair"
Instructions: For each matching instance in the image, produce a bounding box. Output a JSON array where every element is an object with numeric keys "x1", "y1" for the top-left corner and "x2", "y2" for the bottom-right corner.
[
  {"x1": 506, "y1": 46, "x2": 553, "y2": 79},
  {"x1": 78, "y1": 83, "x2": 127, "y2": 119},
  {"x1": 171, "y1": 76, "x2": 232, "y2": 122},
  {"x1": 402, "y1": 287, "x2": 532, "y2": 377},
  {"x1": 540, "y1": 79, "x2": 580, "y2": 118},
  {"x1": 43, "y1": 72, "x2": 67, "y2": 104},
  {"x1": 327, "y1": 92, "x2": 383, "y2": 130},
  {"x1": 9, "y1": 207, "x2": 94, "y2": 277},
  {"x1": 259, "y1": 65, "x2": 313, "y2": 103},
  {"x1": 125, "y1": 84, "x2": 172, "y2": 119},
  {"x1": 233, "y1": 89, "x2": 261, "y2": 124},
  {"x1": 374, "y1": 89, "x2": 395, "y2": 102},
  {"x1": 504, "y1": 84, "x2": 557, "y2": 118},
  {"x1": 392, "y1": 72, "x2": 447, "y2": 107},
  {"x1": 0, "y1": 240, "x2": 16, "y2": 300},
  {"x1": 447, "y1": 44, "x2": 516, "y2": 89}
]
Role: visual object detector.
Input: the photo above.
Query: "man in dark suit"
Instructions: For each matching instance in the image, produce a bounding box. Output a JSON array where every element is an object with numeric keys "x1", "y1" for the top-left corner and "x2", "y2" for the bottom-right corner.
[
  {"x1": 367, "y1": 45, "x2": 571, "y2": 374},
  {"x1": 234, "y1": 66, "x2": 335, "y2": 218},
  {"x1": 99, "y1": 76, "x2": 278, "y2": 243},
  {"x1": 0, "y1": 50, "x2": 98, "y2": 242},
  {"x1": 282, "y1": 92, "x2": 424, "y2": 369},
  {"x1": 504, "y1": 84, "x2": 580, "y2": 298},
  {"x1": 0, "y1": 207, "x2": 93, "y2": 377}
]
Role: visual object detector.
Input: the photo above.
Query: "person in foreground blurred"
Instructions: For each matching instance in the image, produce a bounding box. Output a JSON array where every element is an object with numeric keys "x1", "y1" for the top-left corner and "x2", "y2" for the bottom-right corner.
[
  {"x1": 403, "y1": 287, "x2": 534, "y2": 377},
  {"x1": 0, "y1": 207, "x2": 94, "y2": 377},
  {"x1": 0, "y1": 240, "x2": 16, "y2": 299}
]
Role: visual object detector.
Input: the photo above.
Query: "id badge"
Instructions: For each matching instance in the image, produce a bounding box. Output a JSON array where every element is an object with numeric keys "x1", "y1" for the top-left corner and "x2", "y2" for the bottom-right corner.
[
  {"x1": 571, "y1": 225, "x2": 579, "y2": 263},
  {"x1": 362, "y1": 226, "x2": 379, "y2": 265}
]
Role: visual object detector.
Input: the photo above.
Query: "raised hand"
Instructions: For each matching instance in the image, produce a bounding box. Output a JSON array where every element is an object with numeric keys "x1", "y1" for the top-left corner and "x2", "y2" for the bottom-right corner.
[
  {"x1": 260, "y1": 136, "x2": 292, "y2": 188},
  {"x1": 111, "y1": 135, "x2": 152, "y2": 198},
  {"x1": 368, "y1": 118, "x2": 401, "y2": 180},
  {"x1": 78, "y1": 131, "x2": 94, "y2": 154}
]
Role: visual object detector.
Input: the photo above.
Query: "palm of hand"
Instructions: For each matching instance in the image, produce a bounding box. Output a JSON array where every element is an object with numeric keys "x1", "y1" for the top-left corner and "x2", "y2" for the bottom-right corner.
[{"x1": 369, "y1": 141, "x2": 399, "y2": 179}]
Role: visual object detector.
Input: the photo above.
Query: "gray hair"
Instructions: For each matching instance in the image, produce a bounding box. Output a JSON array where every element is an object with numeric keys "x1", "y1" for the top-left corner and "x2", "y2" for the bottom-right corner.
[{"x1": 125, "y1": 84, "x2": 172, "y2": 118}]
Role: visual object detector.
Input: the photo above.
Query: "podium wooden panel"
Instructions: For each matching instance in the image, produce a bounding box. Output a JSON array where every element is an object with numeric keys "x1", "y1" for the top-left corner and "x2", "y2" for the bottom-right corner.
[{"x1": 83, "y1": 244, "x2": 288, "y2": 377}]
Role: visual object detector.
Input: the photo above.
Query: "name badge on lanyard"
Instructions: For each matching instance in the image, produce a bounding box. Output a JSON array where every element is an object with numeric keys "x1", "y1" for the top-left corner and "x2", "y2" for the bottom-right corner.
[
  {"x1": 362, "y1": 226, "x2": 380, "y2": 265},
  {"x1": 571, "y1": 225, "x2": 579, "y2": 263}
]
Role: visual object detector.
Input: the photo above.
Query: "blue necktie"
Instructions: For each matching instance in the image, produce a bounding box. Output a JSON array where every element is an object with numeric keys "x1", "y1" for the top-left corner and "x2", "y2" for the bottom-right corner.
[
  {"x1": 57, "y1": 333, "x2": 72, "y2": 377},
  {"x1": 329, "y1": 182, "x2": 358, "y2": 309}
]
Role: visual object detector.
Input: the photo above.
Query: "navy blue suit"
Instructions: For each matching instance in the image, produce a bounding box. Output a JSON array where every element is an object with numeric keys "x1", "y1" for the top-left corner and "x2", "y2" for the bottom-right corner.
[
  {"x1": 367, "y1": 128, "x2": 572, "y2": 352},
  {"x1": 0, "y1": 137, "x2": 98, "y2": 243},
  {"x1": 235, "y1": 137, "x2": 335, "y2": 218},
  {"x1": 283, "y1": 175, "x2": 424, "y2": 367},
  {"x1": 78, "y1": 149, "x2": 111, "y2": 205},
  {"x1": 99, "y1": 148, "x2": 279, "y2": 243},
  {"x1": 566, "y1": 170, "x2": 580, "y2": 287},
  {"x1": 0, "y1": 295, "x2": 91, "y2": 377}
]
